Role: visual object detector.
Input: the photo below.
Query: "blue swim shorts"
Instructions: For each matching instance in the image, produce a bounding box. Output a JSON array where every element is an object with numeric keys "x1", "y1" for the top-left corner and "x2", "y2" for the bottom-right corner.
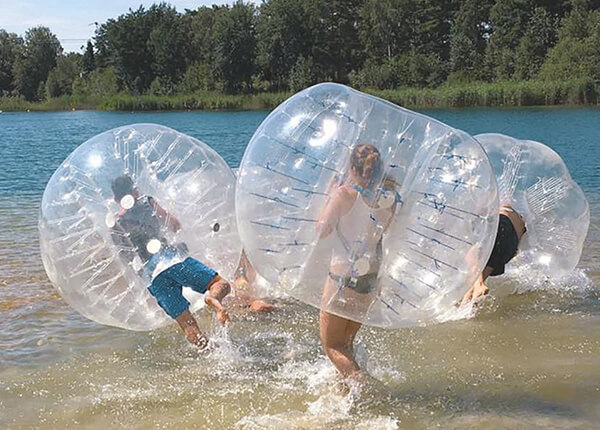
[{"x1": 148, "y1": 257, "x2": 218, "y2": 319}]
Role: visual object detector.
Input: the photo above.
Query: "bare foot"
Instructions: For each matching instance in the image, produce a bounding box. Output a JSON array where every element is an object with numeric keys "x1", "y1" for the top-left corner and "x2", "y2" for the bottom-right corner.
[
  {"x1": 184, "y1": 326, "x2": 208, "y2": 349},
  {"x1": 249, "y1": 299, "x2": 274, "y2": 313}
]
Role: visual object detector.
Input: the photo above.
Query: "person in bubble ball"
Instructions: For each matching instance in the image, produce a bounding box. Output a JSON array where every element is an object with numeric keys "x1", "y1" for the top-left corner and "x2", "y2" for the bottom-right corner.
[
  {"x1": 461, "y1": 205, "x2": 527, "y2": 305},
  {"x1": 230, "y1": 250, "x2": 274, "y2": 313},
  {"x1": 110, "y1": 175, "x2": 230, "y2": 348},
  {"x1": 316, "y1": 143, "x2": 398, "y2": 381}
]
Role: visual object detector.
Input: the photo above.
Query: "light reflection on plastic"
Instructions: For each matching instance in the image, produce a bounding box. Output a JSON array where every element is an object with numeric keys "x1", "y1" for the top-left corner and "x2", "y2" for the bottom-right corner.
[
  {"x1": 88, "y1": 153, "x2": 102, "y2": 168},
  {"x1": 538, "y1": 255, "x2": 552, "y2": 265},
  {"x1": 309, "y1": 119, "x2": 337, "y2": 147}
]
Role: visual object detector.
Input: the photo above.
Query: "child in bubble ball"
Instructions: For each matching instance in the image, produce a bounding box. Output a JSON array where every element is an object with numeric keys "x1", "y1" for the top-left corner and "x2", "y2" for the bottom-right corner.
[{"x1": 110, "y1": 175, "x2": 230, "y2": 348}]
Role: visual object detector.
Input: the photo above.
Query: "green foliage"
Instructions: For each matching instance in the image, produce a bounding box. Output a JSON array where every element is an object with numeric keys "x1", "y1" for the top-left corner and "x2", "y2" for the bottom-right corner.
[
  {"x1": 412, "y1": 0, "x2": 453, "y2": 60},
  {"x1": 305, "y1": 0, "x2": 363, "y2": 82},
  {"x1": 185, "y1": 6, "x2": 220, "y2": 64},
  {"x1": 359, "y1": 0, "x2": 415, "y2": 59},
  {"x1": 94, "y1": 3, "x2": 188, "y2": 93},
  {"x1": 45, "y1": 53, "x2": 81, "y2": 98},
  {"x1": 148, "y1": 76, "x2": 178, "y2": 96},
  {"x1": 350, "y1": 52, "x2": 446, "y2": 90},
  {"x1": 539, "y1": 3, "x2": 600, "y2": 81},
  {"x1": 486, "y1": 0, "x2": 534, "y2": 79},
  {"x1": 448, "y1": 0, "x2": 494, "y2": 82},
  {"x1": 82, "y1": 41, "x2": 95, "y2": 73},
  {"x1": 179, "y1": 62, "x2": 215, "y2": 93},
  {"x1": 72, "y1": 67, "x2": 120, "y2": 96},
  {"x1": 514, "y1": 7, "x2": 557, "y2": 79},
  {"x1": 256, "y1": 0, "x2": 311, "y2": 89},
  {"x1": 371, "y1": 79, "x2": 597, "y2": 108},
  {"x1": 288, "y1": 56, "x2": 319, "y2": 92},
  {"x1": 12, "y1": 26, "x2": 62, "y2": 101},
  {"x1": 212, "y1": 2, "x2": 257, "y2": 93},
  {"x1": 0, "y1": 30, "x2": 23, "y2": 94},
  {"x1": 2, "y1": 0, "x2": 600, "y2": 107}
]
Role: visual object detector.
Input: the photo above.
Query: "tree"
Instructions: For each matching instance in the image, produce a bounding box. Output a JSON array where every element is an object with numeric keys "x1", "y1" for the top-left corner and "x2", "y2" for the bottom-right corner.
[
  {"x1": 185, "y1": 6, "x2": 221, "y2": 65},
  {"x1": 12, "y1": 26, "x2": 62, "y2": 100},
  {"x1": 0, "y1": 30, "x2": 23, "y2": 94},
  {"x1": 256, "y1": 0, "x2": 312, "y2": 89},
  {"x1": 212, "y1": 2, "x2": 256, "y2": 93},
  {"x1": 147, "y1": 5, "x2": 189, "y2": 85},
  {"x1": 72, "y1": 66, "x2": 120, "y2": 96},
  {"x1": 94, "y1": 3, "x2": 190, "y2": 94},
  {"x1": 448, "y1": 0, "x2": 494, "y2": 82},
  {"x1": 82, "y1": 40, "x2": 95, "y2": 73},
  {"x1": 485, "y1": 0, "x2": 534, "y2": 79},
  {"x1": 539, "y1": 1, "x2": 600, "y2": 80},
  {"x1": 45, "y1": 53, "x2": 82, "y2": 98},
  {"x1": 412, "y1": 0, "x2": 454, "y2": 60},
  {"x1": 358, "y1": 0, "x2": 416, "y2": 60},
  {"x1": 288, "y1": 55, "x2": 319, "y2": 91},
  {"x1": 514, "y1": 7, "x2": 557, "y2": 79},
  {"x1": 304, "y1": 0, "x2": 363, "y2": 82}
]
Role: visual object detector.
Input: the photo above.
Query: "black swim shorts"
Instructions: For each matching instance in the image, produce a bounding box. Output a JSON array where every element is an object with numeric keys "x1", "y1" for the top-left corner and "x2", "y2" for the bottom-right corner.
[{"x1": 485, "y1": 214, "x2": 520, "y2": 276}]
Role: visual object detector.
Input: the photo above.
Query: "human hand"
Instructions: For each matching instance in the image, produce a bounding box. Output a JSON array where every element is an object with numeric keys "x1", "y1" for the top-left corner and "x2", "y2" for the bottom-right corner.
[
  {"x1": 249, "y1": 299, "x2": 274, "y2": 313},
  {"x1": 461, "y1": 282, "x2": 489, "y2": 306}
]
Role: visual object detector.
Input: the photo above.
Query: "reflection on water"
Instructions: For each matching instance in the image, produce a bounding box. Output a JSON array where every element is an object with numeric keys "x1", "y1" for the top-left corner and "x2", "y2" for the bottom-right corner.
[{"x1": 1, "y1": 110, "x2": 599, "y2": 429}]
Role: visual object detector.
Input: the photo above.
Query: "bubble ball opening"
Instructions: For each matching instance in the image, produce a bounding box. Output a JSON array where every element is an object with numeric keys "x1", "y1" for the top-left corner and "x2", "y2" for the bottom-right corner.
[
  {"x1": 475, "y1": 133, "x2": 590, "y2": 278},
  {"x1": 39, "y1": 123, "x2": 241, "y2": 331},
  {"x1": 236, "y1": 83, "x2": 499, "y2": 328}
]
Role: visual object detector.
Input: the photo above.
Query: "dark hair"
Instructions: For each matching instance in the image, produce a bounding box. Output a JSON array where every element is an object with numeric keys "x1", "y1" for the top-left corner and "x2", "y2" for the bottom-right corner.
[
  {"x1": 350, "y1": 143, "x2": 382, "y2": 183},
  {"x1": 111, "y1": 175, "x2": 134, "y2": 200}
]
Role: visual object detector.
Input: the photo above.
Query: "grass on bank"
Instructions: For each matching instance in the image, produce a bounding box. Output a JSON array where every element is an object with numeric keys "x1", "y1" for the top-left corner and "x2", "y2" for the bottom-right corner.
[{"x1": 0, "y1": 79, "x2": 597, "y2": 112}]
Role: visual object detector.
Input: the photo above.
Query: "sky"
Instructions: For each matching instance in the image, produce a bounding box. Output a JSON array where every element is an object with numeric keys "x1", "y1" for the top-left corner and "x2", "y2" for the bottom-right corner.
[{"x1": 0, "y1": 0, "x2": 259, "y2": 53}]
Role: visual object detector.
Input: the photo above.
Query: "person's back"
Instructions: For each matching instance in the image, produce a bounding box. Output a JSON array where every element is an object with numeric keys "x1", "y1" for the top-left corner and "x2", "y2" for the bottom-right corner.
[{"x1": 116, "y1": 196, "x2": 164, "y2": 263}]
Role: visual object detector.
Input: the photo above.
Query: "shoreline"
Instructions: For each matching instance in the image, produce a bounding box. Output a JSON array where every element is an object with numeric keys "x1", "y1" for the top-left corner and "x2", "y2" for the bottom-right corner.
[{"x1": 1, "y1": 79, "x2": 597, "y2": 112}]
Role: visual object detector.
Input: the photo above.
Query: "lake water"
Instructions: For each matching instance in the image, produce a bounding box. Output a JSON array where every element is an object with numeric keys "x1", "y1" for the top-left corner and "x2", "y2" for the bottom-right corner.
[{"x1": 0, "y1": 109, "x2": 598, "y2": 429}]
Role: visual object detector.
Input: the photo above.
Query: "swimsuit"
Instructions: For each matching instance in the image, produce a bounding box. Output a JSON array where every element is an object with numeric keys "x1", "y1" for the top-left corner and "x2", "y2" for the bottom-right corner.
[
  {"x1": 485, "y1": 213, "x2": 523, "y2": 276},
  {"x1": 329, "y1": 187, "x2": 389, "y2": 294}
]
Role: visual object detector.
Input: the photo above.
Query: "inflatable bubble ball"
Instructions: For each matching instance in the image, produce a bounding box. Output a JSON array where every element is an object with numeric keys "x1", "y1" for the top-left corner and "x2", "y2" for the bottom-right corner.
[
  {"x1": 236, "y1": 83, "x2": 499, "y2": 328},
  {"x1": 40, "y1": 124, "x2": 241, "y2": 330},
  {"x1": 476, "y1": 133, "x2": 589, "y2": 278}
]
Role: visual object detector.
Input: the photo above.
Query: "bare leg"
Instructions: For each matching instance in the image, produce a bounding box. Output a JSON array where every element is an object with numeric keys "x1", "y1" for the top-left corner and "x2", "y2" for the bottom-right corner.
[
  {"x1": 175, "y1": 309, "x2": 208, "y2": 348},
  {"x1": 320, "y1": 310, "x2": 363, "y2": 379},
  {"x1": 205, "y1": 275, "x2": 231, "y2": 325},
  {"x1": 233, "y1": 252, "x2": 275, "y2": 312}
]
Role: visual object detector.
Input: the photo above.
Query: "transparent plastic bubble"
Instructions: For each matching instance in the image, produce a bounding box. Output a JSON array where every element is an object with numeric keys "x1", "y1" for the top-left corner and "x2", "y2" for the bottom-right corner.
[
  {"x1": 39, "y1": 124, "x2": 241, "y2": 331},
  {"x1": 476, "y1": 133, "x2": 589, "y2": 278},
  {"x1": 236, "y1": 83, "x2": 499, "y2": 328}
]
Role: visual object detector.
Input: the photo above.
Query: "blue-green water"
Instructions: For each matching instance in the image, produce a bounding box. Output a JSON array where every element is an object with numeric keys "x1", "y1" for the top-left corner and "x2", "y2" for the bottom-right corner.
[
  {"x1": 1, "y1": 108, "x2": 599, "y2": 196},
  {"x1": 0, "y1": 109, "x2": 598, "y2": 430}
]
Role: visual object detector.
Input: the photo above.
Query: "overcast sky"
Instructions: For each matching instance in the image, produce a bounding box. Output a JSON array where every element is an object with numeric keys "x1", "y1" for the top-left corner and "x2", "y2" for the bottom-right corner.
[{"x1": 0, "y1": 0, "x2": 259, "y2": 53}]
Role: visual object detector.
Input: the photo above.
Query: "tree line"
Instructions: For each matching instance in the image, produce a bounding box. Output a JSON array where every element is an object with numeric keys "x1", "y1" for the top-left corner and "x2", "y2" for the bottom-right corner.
[{"x1": 1, "y1": 0, "x2": 599, "y2": 102}]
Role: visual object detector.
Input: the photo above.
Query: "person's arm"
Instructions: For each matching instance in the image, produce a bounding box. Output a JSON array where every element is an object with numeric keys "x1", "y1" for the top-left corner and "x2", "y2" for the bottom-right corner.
[{"x1": 148, "y1": 196, "x2": 181, "y2": 232}]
